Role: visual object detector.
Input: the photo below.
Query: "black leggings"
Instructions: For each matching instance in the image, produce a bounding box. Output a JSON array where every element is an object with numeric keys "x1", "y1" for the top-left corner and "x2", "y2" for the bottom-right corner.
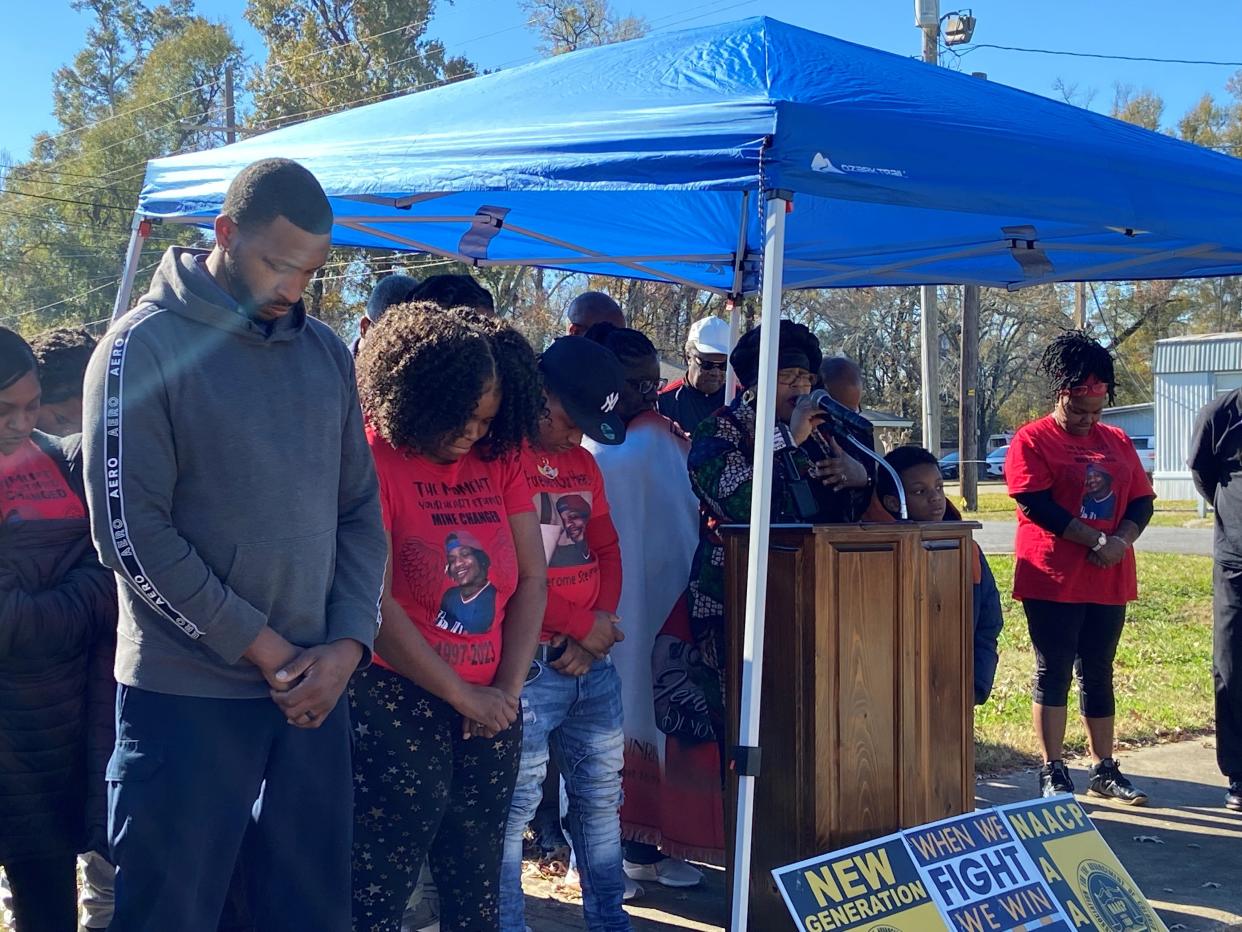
[
  {"x1": 3, "y1": 854, "x2": 77, "y2": 932},
  {"x1": 1024, "y1": 599, "x2": 1126, "y2": 717},
  {"x1": 349, "y1": 665, "x2": 522, "y2": 932}
]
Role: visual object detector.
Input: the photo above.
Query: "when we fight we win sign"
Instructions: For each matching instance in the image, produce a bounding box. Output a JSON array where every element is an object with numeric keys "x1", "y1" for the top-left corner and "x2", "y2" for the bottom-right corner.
[{"x1": 773, "y1": 797, "x2": 1165, "y2": 932}]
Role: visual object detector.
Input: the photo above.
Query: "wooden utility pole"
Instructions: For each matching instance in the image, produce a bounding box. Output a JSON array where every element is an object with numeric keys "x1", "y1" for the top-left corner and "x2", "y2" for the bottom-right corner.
[
  {"x1": 960, "y1": 285, "x2": 980, "y2": 510},
  {"x1": 224, "y1": 65, "x2": 236, "y2": 145},
  {"x1": 919, "y1": 5, "x2": 941, "y2": 454},
  {"x1": 1074, "y1": 281, "x2": 1087, "y2": 328}
]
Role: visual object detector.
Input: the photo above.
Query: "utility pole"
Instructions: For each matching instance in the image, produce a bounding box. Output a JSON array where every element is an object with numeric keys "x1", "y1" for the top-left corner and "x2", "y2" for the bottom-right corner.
[
  {"x1": 1074, "y1": 281, "x2": 1087, "y2": 328},
  {"x1": 918, "y1": 0, "x2": 941, "y2": 453},
  {"x1": 224, "y1": 65, "x2": 236, "y2": 145}
]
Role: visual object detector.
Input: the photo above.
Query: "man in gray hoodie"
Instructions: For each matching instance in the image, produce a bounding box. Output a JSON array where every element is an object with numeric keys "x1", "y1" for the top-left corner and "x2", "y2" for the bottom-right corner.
[{"x1": 83, "y1": 158, "x2": 387, "y2": 932}]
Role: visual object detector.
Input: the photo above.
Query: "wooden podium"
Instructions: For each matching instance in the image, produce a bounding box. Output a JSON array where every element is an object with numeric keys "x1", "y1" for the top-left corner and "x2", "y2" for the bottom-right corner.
[{"x1": 723, "y1": 522, "x2": 978, "y2": 930}]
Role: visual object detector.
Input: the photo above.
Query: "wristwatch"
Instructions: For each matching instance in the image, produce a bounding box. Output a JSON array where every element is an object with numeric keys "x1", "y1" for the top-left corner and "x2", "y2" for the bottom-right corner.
[{"x1": 1091, "y1": 532, "x2": 1108, "y2": 552}]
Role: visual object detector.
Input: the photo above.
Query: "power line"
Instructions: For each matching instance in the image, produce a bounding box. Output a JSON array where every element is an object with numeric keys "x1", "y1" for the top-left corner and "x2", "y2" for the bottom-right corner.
[
  {"x1": 960, "y1": 42, "x2": 1242, "y2": 67},
  {"x1": 0, "y1": 259, "x2": 162, "y2": 324},
  {"x1": 2, "y1": 187, "x2": 136, "y2": 213}
]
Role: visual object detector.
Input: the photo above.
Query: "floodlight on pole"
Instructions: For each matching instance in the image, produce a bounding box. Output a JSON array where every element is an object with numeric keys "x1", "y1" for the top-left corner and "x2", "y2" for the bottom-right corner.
[{"x1": 942, "y1": 10, "x2": 976, "y2": 46}]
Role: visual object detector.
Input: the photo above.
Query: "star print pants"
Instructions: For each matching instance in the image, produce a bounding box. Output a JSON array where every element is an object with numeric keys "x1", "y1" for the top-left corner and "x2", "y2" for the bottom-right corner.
[{"x1": 350, "y1": 665, "x2": 522, "y2": 931}]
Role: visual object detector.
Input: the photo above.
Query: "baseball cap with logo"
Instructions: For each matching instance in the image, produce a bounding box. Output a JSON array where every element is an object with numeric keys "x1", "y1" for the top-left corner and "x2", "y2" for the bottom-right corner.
[
  {"x1": 538, "y1": 336, "x2": 627, "y2": 446},
  {"x1": 688, "y1": 316, "x2": 732, "y2": 356}
]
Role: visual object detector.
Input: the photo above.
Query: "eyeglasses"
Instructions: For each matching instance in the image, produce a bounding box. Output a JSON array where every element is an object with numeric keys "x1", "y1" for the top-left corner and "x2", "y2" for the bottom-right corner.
[
  {"x1": 1065, "y1": 381, "x2": 1109, "y2": 397},
  {"x1": 690, "y1": 355, "x2": 728, "y2": 372},
  {"x1": 628, "y1": 377, "x2": 669, "y2": 395},
  {"x1": 775, "y1": 371, "x2": 815, "y2": 389}
]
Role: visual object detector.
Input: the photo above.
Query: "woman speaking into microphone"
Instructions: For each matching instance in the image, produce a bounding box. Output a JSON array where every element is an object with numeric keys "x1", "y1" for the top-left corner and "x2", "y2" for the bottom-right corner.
[
  {"x1": 685, "y1": 320, "x2": 872, "y2": 745},
  {"x1": 1006, "y1": 331, "x2": 1155, "y2": 804}
]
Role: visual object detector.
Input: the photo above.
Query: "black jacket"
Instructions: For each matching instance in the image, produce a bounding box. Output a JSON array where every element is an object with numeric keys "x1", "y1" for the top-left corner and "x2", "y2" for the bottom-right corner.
[
  {"x1": 1191, "y1": 388, "x2": 1242, "y2": 565},
  {"x1": 0, "y1": 431, "x2": 117, "y2": 862}
]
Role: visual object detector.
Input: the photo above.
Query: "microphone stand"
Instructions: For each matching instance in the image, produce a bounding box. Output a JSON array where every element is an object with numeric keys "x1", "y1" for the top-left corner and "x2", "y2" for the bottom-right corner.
[{"x1": 817, "y1": 428, "x2": 908, "y2": 520}]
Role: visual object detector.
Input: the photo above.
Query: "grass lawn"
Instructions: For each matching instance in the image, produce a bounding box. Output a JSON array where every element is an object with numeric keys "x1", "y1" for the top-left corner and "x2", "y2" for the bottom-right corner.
[
  {"x1": 954, "y1": 488, "x2": 1209, "y2": 529},
  {"x1": 974, "y1": 551, "x2": 1215, "y2": 774}
]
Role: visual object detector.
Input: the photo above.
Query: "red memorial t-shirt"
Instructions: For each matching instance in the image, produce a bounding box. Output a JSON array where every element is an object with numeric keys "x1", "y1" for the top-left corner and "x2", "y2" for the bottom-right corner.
[
  {"x1": 2, "y1": 438, "x2": 86, "y2": 523},
  {"x1": 1006, "y1": 415, "x2": 1155, "y2": 605},
  {"x1": 369, "y1": 427, "x2": 534, "y2": 685},
  {"x1": 519, "y1": 444, "x2": 615, "y2": 641}
]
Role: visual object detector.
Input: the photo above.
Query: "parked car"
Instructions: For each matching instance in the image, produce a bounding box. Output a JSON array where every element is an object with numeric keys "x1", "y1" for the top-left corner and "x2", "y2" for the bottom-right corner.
[
  {"x1": 985, "y1": 432, "x2": 1013, "y2": 453},
  {"x1": 986, "y1": 444, "x2": 1010, "y2": 478},
  {"x1": 939, "y1": 451, "x2": 960, "y2": 480},
  {"x1": 1130, "y1": 435, "x2": 1155, "y2": 477}
]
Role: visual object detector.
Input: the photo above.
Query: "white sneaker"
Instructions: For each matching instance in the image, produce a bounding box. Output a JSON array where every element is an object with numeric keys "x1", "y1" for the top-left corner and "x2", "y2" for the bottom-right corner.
[
  {"x1": 624, "y1": 875, "x2": 645, "y2": 901},
  {"x1": 623, "y1": 857, "x2": 703, "y2": 888}
]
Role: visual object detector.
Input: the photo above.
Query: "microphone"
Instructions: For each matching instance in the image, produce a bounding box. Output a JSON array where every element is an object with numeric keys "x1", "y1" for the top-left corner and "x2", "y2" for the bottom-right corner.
[
  {"x1": 800, "y1": 390, "x2": 908, "y2": 520},
  {"x1": 806, "y1": 389, "x2": 874, "y2": 436}
]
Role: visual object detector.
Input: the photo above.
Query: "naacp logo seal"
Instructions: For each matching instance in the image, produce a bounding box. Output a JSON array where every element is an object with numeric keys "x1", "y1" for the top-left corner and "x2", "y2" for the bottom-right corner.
[
  {"x1": 868, "y1": 926, "x2": 900, "y2": 932},
  {"x1": 1077, "y1": 860, "x2": 1157, "y2": 931}
]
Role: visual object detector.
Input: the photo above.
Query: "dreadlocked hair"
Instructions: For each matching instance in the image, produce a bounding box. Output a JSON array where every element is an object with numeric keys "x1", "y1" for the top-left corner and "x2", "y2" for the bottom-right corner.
[
  {"x1": 358, "y1": 302, "x2": 542, "y2": 461},
  {"x1": 1038, "y1": 330, "x2": 1116, "y2": 404},
  {"x1": 581, "y1": 321, "x2": 657, "y2": 363}
]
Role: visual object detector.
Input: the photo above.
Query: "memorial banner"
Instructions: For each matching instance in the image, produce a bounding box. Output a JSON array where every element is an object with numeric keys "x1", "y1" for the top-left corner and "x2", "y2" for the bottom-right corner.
[{"x1": 773, "y1": 797, "x2": 1162, "y2": 932}]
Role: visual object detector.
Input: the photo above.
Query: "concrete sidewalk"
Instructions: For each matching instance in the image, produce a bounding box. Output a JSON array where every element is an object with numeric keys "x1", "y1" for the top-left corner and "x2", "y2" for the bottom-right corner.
[
  {"x1": 975, "y1": 520, "x2": 1214, "y2": 555},
  {"x1": 524, "y1": 737, "x2": 1241, "y2": 930}
]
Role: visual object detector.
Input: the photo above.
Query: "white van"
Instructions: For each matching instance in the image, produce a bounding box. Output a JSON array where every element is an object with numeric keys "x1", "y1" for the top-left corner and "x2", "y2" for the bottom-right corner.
[{"x1": 986, "y1": 433, "x2": 1013, "y2": 453}]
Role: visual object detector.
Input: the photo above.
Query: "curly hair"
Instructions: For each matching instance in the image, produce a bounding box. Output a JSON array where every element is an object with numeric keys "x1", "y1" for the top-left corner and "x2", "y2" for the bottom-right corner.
[
  {"x1": 358, "y1": 302, "x2": 541, "y2": 460},
  {"x1": 29, "y1": 327, "x2": 96, "y2": 403},
  {"x1": 1038, "y1": 330, "x2": 1116, "y2": 404}
]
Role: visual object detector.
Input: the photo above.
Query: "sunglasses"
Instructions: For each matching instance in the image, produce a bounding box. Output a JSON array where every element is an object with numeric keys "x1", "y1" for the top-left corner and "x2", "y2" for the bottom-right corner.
[
  {"x1": 628, "y1": 377, "x2": 669, "y2": 395},
  {"x1": 690, "y1": 355, "x2": 728, "y2": 372},
  {"x1": 1065, "y1": 381, "x2": 1109, "y2": 397}
]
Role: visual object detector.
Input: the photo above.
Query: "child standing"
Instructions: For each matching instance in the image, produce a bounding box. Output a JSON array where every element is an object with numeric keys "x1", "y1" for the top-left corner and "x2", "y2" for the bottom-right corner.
[{"x1": 876, "y1": 446, "x2": 1003, "y2": 705}]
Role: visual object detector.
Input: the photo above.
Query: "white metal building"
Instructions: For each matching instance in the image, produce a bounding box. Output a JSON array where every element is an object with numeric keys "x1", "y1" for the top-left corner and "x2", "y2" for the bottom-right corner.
[
  {"x1": 1153, "y1": 332, "x2": 1242, "y2": 500},
  {"x1": 1100, "y1": 403, "x2": 1154, "y2": 437}
]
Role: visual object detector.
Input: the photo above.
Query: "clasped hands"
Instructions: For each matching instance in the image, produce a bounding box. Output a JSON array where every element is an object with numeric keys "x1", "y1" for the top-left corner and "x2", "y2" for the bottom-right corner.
[
  {"x1": 1087, "y1": 535, "x2": 1130, "y2": 568},
  {"x1": 244, "y1": 627, "x2": 363, "y2": 729},
  {"x1": 455, "y1": 610, "x2": 624, "y2": 740}
]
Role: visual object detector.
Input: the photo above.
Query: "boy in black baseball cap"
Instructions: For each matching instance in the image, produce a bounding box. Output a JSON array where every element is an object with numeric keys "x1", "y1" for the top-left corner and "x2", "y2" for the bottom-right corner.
[{"x1": 500, "y1": 335, "x2": 633, "y2": 929}]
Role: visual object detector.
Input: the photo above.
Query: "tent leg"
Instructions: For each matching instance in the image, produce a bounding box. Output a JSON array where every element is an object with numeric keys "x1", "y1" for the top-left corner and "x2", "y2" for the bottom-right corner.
[
  {"x1": 729, "y1": 193, "x2": 788, "y2": 932},
  {"x1": 111, "y1": 214, "x2": 151, "y2": 323},
  {"x1": 725, "y1": 301, "x2": 741, "y2": 400}
]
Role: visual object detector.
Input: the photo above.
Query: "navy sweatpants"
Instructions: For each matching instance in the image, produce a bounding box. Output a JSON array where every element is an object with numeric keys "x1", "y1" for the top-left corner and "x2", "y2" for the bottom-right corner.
[{"x1": 107, "y1": 685, "x2": 353, "y2": 932}]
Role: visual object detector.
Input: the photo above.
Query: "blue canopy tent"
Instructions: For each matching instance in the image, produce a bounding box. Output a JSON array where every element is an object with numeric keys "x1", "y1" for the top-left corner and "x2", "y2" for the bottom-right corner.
[{"x1": 114, "y1": 16, "x2": 1242, "y2": 929}]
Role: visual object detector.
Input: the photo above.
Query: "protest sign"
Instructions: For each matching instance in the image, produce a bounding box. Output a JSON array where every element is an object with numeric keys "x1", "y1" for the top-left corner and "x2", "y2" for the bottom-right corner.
[
  {"x1": 999, "y1": 796, "x2": 1167, "y2": 932},
  {"x1": 772, "y1": 832, "x2": 944, "y2": 932},
  {"x1": 773, "y1": 799, "x2": 1162, "y2": 932}
]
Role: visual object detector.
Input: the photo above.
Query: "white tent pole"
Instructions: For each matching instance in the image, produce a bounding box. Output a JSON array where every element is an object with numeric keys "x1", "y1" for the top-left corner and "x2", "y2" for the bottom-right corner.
[
  {"x1": 111, "y1": 213, "x2": 150, "y2": 323},
  {"x1": 729, "y1": 192, "x2": 788, "y2": 932},
  {"x1": 725, "y1": 301, "x2": 741, "y2": 401}
]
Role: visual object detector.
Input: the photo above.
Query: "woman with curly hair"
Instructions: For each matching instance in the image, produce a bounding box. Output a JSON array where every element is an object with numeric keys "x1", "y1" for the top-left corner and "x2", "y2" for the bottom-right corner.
[
  {"x1": 1006, "y1": 330, "x2": 1154, "y2": 804},
  {"x1": 350, "y1": 303, "x2": 548, "y2": 931}
]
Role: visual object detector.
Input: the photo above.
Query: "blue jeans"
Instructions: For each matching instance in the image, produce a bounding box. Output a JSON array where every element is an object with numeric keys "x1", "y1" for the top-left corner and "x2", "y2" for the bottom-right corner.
[{"x1": 500, "y1": 658, "x2": 630, "y2": 932}]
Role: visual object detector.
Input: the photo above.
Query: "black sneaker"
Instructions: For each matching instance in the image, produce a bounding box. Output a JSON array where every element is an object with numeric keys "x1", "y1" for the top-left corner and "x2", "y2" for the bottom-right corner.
[
  {"x1": 1227, "y1": 781, "x2": 1242, "y2": 812},
  {"x1": 1039, "y1": 760, "x2": 1074, "y2": 798},
  {"x1": 1087, "y1": 758, "x2": 1148, "y2": 806}
]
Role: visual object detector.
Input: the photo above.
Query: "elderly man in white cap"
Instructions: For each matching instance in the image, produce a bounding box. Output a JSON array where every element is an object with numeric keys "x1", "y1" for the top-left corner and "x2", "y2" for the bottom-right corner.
[{"x1": 657, "y1": 316, "x2": 732, "y2": 435}]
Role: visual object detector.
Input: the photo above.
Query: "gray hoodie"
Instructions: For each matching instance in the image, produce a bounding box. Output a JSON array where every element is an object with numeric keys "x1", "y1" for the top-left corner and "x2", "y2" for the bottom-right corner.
[{"x1": 83, "y1": 247, "x2": 386, "y2": 699}]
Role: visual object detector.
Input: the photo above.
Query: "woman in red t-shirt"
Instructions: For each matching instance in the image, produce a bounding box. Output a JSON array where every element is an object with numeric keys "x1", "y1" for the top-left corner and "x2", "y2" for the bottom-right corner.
[
  {"x1": 351, "y1": 304, "x2": 548, "y2": 931},
  {"x1": 1006, "y1": 332, "x2": 1155, "y2": 805}
]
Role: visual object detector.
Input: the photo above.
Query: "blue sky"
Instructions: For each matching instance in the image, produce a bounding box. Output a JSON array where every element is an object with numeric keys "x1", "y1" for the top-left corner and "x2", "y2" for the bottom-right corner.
[{"x1": 3, "y1": 0, "x2": 1241, "y2": 161}]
